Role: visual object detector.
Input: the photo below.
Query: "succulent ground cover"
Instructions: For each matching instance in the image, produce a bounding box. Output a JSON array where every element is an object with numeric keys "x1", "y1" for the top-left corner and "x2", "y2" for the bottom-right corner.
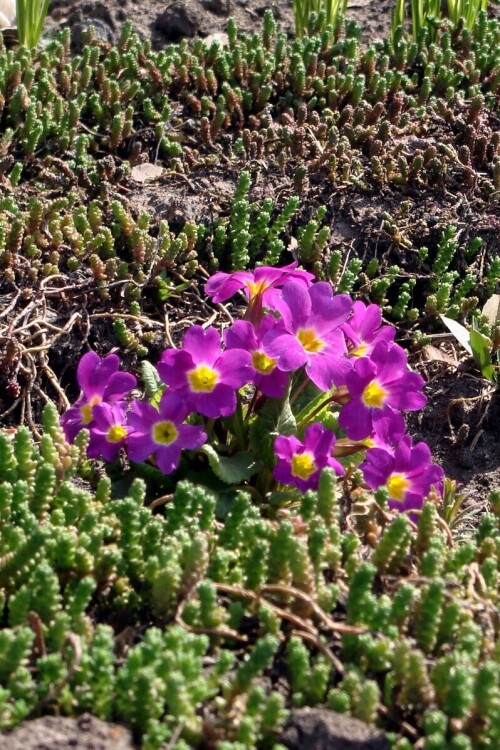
[{"x1": 0, "y1": 2, "x2": 499, "y2": 749}]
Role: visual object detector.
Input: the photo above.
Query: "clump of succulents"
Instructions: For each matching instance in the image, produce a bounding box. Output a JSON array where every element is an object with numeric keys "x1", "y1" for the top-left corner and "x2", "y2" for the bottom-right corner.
[{"x1": 0, "y1": 399, "x2": 498, "y2": 748}]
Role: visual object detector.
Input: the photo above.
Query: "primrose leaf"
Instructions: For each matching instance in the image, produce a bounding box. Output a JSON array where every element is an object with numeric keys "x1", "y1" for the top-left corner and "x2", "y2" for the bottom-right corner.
[
  {"x1": 469, "y1": 329, "x2": 495, "y2": 381},
  {"x1": 141, "y1": 361, "x2": 163, "y2": 397},
  {"x1": 295, "y1": 386, "x2": 335, "y2": 426},
  {"x1": 201, "y1": 445, "x2": 257, "y2": 485},
  {"x1": 249, "y1": 390, "x2": 297, "y2": 469},
  {"x1": 141, "y1": 361, "x2": 165, "y2": 407},
  {"x1": 440, "y1": 315, "x2": 473, "y2": 356}
]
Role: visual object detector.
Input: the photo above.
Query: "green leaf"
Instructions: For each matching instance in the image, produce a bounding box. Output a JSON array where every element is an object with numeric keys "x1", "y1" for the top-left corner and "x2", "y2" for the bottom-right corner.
[
  {"x1": 267, "y1": 489, "x2": 300, "y2": 507},
  {"x1": 469, "y1": 329, "x2": 495, "y2": 381},
  {"x1": 295, "y1": 386, "x2": 335, "y2": 426},
  {"x1": 440, "y1": 315, "x2": 473, "y2": 356},
  {"x1": 158, "y1": 279, "x2": 189, "y2": 302},
  {"x1": 249, "y1": 389, "x2": 297, "y2": 469},
  {"x1": 201, "y1": 445, "x2": 257, "y2": 485},
  {"x1": 140, "y1": 361, "x2": 165, "y2": 406},
  {"x1": 141, "y1": 361, "x2": 162, "y2": 397}
]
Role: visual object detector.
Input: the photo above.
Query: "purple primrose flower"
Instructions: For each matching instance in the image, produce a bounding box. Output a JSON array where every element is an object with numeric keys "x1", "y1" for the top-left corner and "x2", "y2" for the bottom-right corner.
[
  {"x1": 61, "y1": 351, "x2": 136, "y2": 442},
  {"x1": 361, "y1": 435, "x2": 444, "y2": 514},
  {"x1": 339, "y1": 341, "x2": 426, "y2": 440},
  {"x1": 87, "y1": 402, "x2": 128, "y2": 462},
  {"x1": 263, "y1": 280, "x2": 353, "y2": 391},
  {"x1": 224, "y1": 315, "x2": 289, "y2": 398},
  {"x1": 205, "y1": 262, "x2": 315, "y2": 307},
  {"x1": 157, "y1": 326, "x2": 252, "y2": 418},
  {"x1": 127, "y1": 392, "x2": 207, "y2": 474},
  {"x1": 342, "y1": 301, "x2": 395, "y2": 358},
  {"x1": 273, "y1": 422, "x2": 344, "y2": 493},
  {"x1": 363, "y1": 410, "x2": 406, "y2": 452}
]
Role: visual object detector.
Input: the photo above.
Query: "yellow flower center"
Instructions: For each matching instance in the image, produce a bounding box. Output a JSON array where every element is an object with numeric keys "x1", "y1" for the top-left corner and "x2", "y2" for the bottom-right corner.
[
  {"x1": 107, "y1": 424, "x2": 127, "y2": 443},
  {"x1": 252, "y1": 350, "x2": 277, "y2": 375},
  {"x1": 386, "y1": 472, "x2": 410, "y2": 502},
  {"x1": 363, "y1": 437, "x2": 376, "y2": 448},
  {"x1": 291, "y1": 452, "x2": 316, "y2": 480},
  {"x1": 187, "y1": 364, "x2": 219, "y2": 393},
  {"x1": 245, "y1": 279, "x2": 268, "y2": 299},
  {"x1": 297, "y1": 327, "x2": 325, "y2": 353},
  {"x1": 351, "y1": 342, "x2": 369, "y2": 358},
  {"x1": 362, "y1": 381, "x2": 388, "y2": 409},
  {"x1": 80, "y1": 395, "x2": 101, "y2": 424},
  {"x1": 152, "y1": 420, "x2": 179, "y2": 446}
]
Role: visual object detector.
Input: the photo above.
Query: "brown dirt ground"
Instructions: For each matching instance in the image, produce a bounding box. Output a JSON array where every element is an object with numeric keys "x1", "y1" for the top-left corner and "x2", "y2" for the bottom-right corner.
[
  {"x1": 47, "y1": 0, "x2": 394, "y2": 49},
  {"x1": 408, "y1": 368, "x2": 500, "y2": 520}
]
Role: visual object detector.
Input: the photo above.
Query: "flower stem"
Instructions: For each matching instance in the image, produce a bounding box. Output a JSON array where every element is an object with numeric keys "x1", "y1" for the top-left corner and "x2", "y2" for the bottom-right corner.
[
  {"x1": 244, "y1": 388, "x2": 260, "y2": 424},
  {"x1": 289, "y1": 374, "x2": 308, "y2": 405}
]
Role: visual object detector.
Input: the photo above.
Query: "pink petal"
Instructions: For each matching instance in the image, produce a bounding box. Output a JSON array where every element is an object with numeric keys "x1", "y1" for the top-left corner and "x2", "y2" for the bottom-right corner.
[{"x1": 183, "y1": 326, "x2": 222, "y2": 365}]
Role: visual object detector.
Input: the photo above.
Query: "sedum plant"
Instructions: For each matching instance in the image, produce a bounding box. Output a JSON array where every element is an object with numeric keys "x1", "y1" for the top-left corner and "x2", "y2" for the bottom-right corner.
[{"x1": 0, "y1": 404, "x2": 498, "y2": 748}]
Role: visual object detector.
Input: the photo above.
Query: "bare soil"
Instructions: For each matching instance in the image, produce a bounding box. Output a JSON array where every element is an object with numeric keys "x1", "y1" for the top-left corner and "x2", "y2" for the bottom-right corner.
[{"x1": 47, "y1": 0, "x2": 394, "y2": 49}]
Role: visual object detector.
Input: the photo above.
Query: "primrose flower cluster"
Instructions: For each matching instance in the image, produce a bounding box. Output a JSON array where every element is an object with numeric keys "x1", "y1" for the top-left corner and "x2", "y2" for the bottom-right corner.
[{"x1": 61, "y1": 263, "x2": 443, "y2": 515}]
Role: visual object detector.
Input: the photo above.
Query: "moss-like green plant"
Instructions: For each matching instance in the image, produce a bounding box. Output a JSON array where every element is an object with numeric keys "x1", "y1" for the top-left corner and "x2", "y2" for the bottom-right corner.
[{"x1": 0, "y1": 408, "x2": 498, "y2": 746}]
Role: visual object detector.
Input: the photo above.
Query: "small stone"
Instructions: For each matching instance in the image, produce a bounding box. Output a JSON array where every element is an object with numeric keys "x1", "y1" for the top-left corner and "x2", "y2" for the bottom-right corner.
[
  {"x1": 203, "y1": 32, "x2": 230, "y2": 47},
  {"x1": 71, "y1": 19, "x2": 115, "y2": 52},
  {"x1": 0, "y1": 714, "x2": 135, "y2": 750},
  {"x1": 201, "y1": 0, "x2": 232, "y2": 16},
  {"x1": 131, "y1": 163, "x2": 165, "y2": 184},
  {"x1": 67, "y1": 1, "x2": 116, "y2": 52},
  {"x1": 68, "y1": 0, "x2": 116, "y2": 29},
  {"x1": 279, "y1": 708, "x2": 390, "y2": 750},
  {"x1": 155, "y1": 2, "x2": 201, "y2": 42}
]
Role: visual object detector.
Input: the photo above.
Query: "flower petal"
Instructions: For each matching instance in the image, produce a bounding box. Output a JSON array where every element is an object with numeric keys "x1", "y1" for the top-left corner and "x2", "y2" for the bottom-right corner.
[
  {"x1": 280, "y1": 281, "x2": 312, "y2": 331},
  {"x1": 155, "y1": 445, "x2": 182, "y2": 474},
  {"x1": 257, "y1": 368, "x2": 288, "y2": 398},
  {"x1": 224, "y1": 320, "x2": 257, "y2": 351},
  {"x1": 193, "y1": 384, "x2": 237, "y2": 418},
  {"x1": 183, "y1": 326, "x2": 222, "y2": 365},
  {"x1": 309, "y1": 284, "x2": 352, "y2": 332},
  {"x1": 306, "y1": 353, "x2": 351, "y2": 391},
  {"x1": 274, "y1": 435, "x2": 301, "y2": 460},
  {"x1": 157, "y1": 349, "x2": 194, "y2": 389},
  {"x1": 178, "y1": 424, "x2": 207, "y2": 450},
  {"x1": 338, "y1": 400, "x2": 373, "y2": 440},
  {"x1": 158, "y1": 391, "x2": 189, "y2": 423},
  {"x1": 103, "y1": 372, "x2": 137, "y2": 402},
  {"x1": 216, "y1": 349, "x2": 253, "y2": 388},
  {"x1": 263, "y1": 331, "x2": 308, "y2": 371},
  {"x1": 205, "y1": 272, "x2": 251, "y2": 303},
  {"x1": 77, "y1": 352, "x2": 120, "y2": 396},
  {"x1": 127, "y1": 434, "x2": 156, "y2": 463}
]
